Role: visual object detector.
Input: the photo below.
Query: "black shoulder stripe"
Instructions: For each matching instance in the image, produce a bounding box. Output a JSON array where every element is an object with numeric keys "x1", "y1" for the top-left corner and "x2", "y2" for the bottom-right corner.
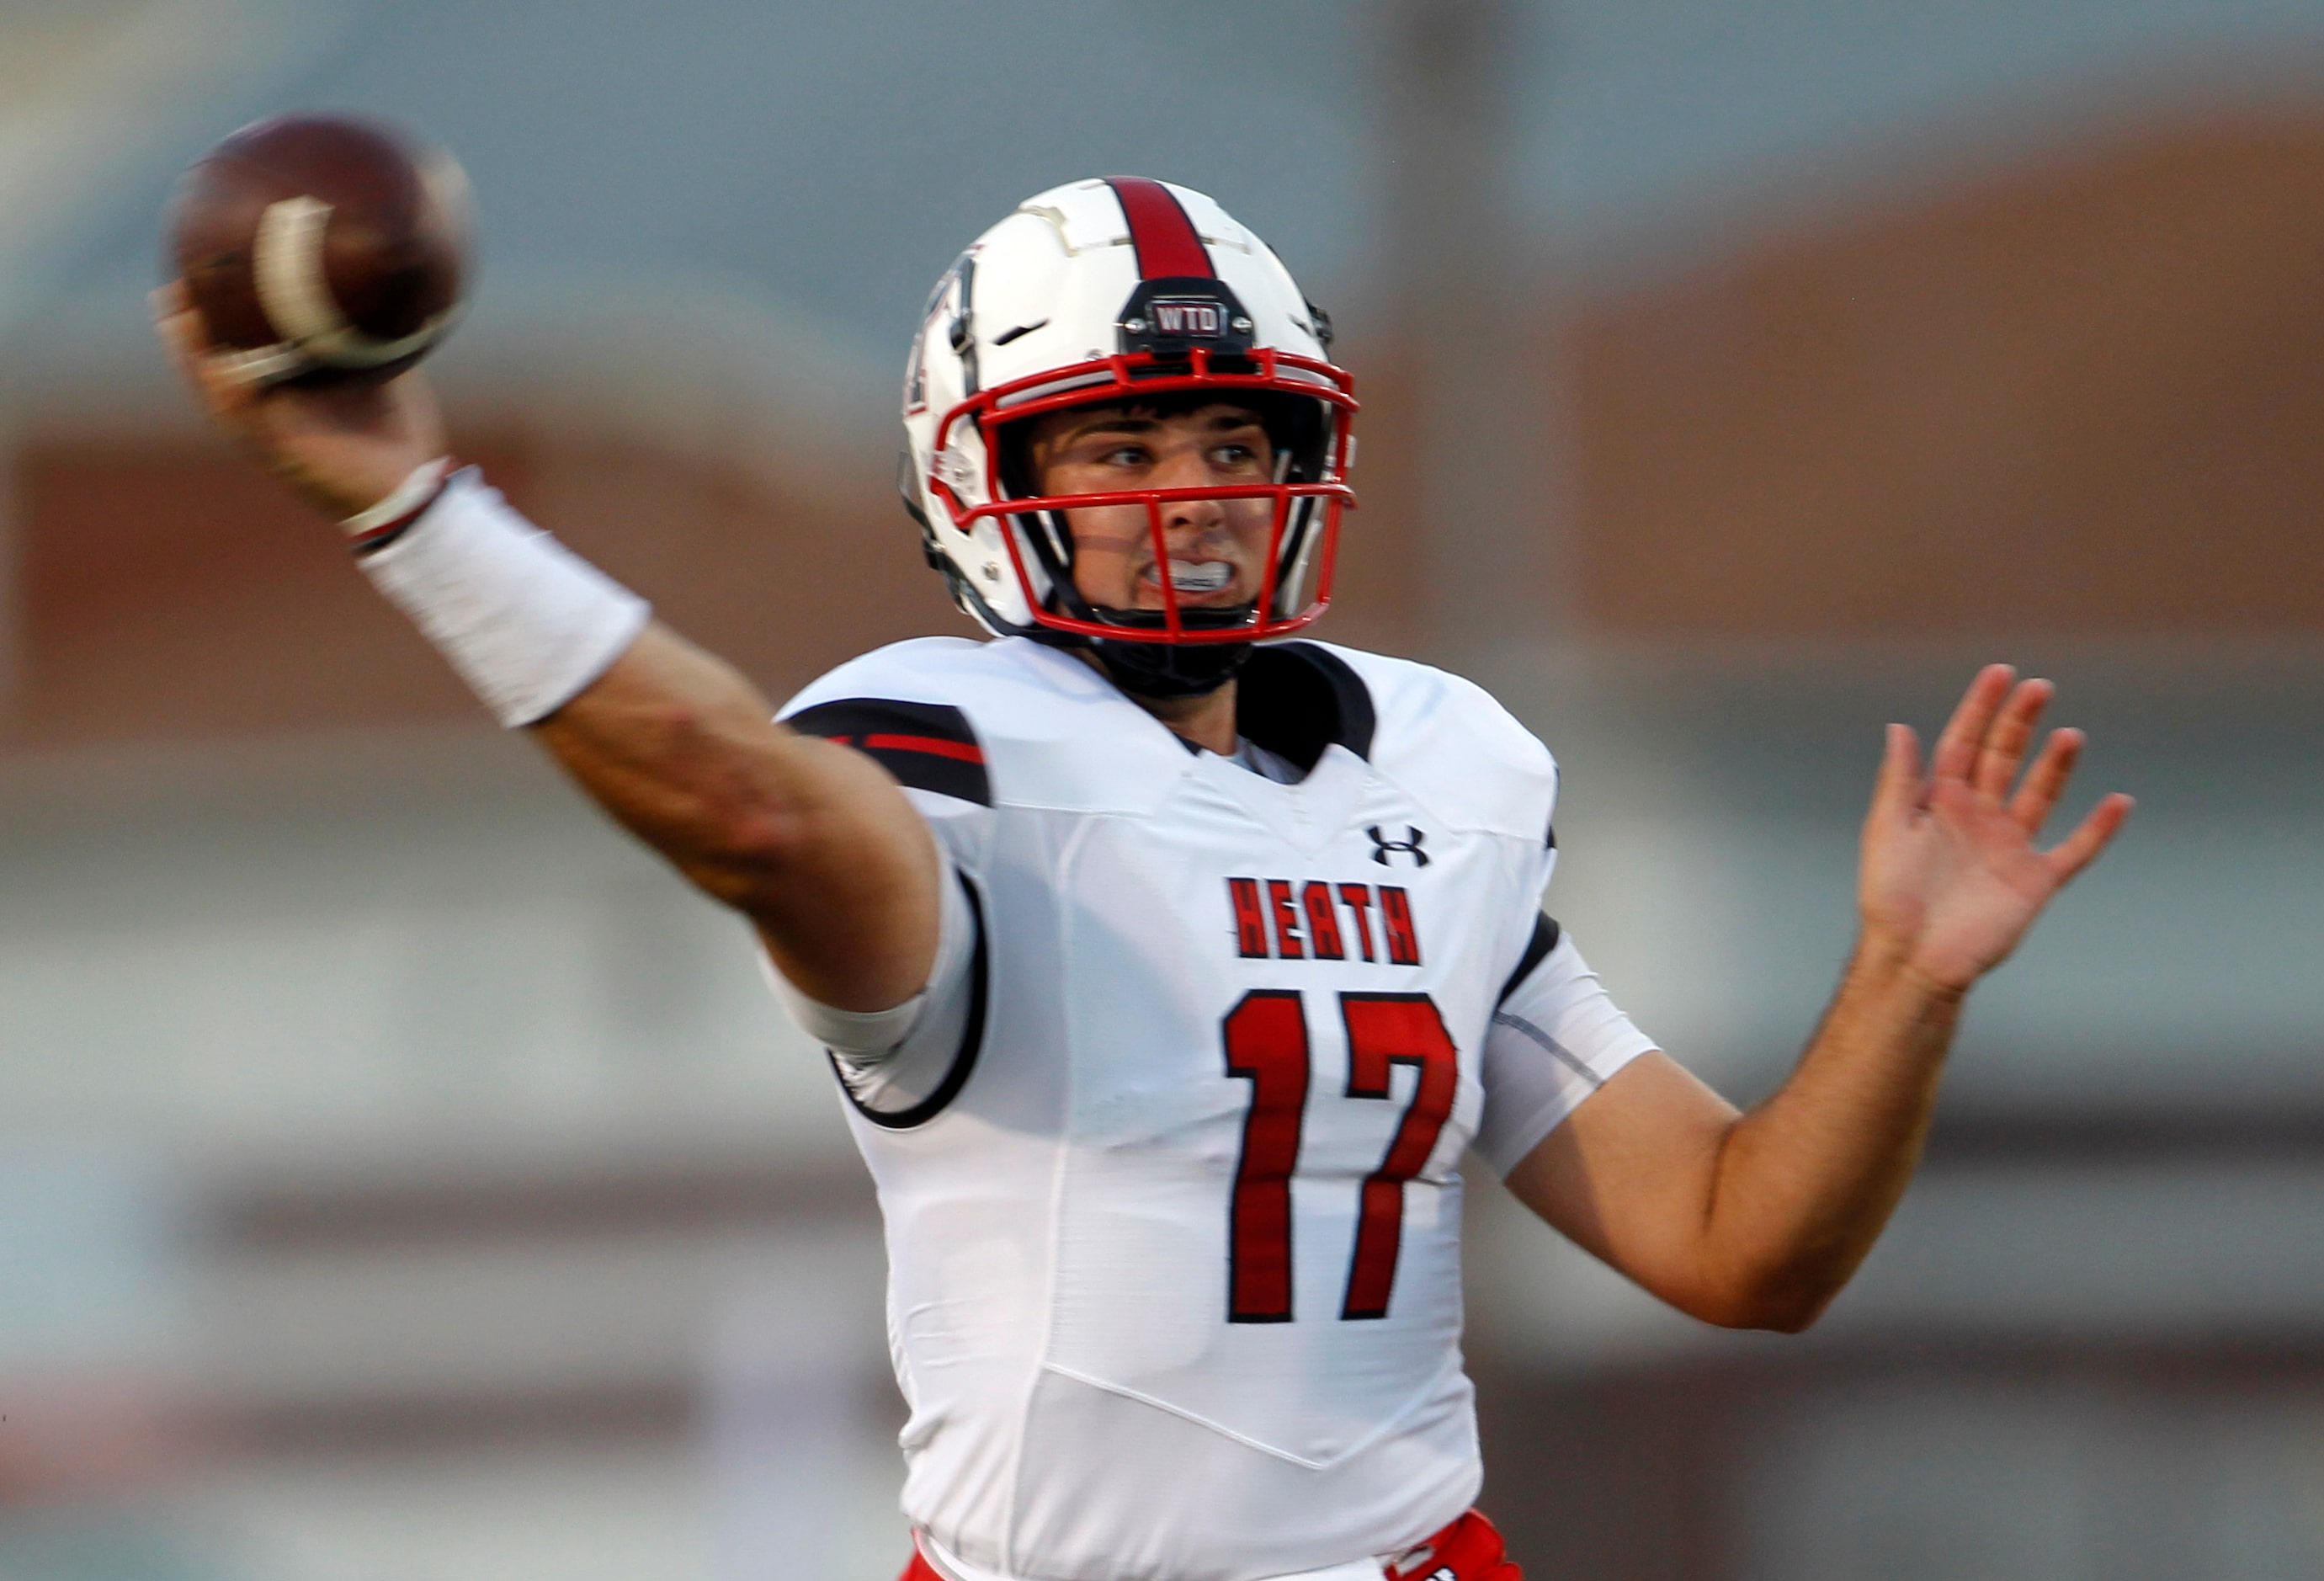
[
  {"x1": 1236, "y1": 641, "x2": 1376, "y2": 769},
  {"x1": 1302, "y1": 643, "x2": 1376, "y2": 759},
  {"x1": 835, "y1": 875, "x2": 989, "y2": 1131},
  {"x1": 1497, "y1": 913, "x2": 1564, "y2": 1007},
  {"x1": 785, "y1": 697, "x2": 990, "y2": 806}
]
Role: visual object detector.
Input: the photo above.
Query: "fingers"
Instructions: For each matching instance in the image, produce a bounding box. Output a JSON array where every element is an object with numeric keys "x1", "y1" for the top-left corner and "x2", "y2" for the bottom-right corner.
[
  {"x1": 2045, "y1": 791, "x2": 2134, "y2": 885},
  {"x1": 2008, "y1": 727, "x2": 2082, "y2": 831},
  {"x1": 1930, "y1": 663, "x2": 2014, "y2": 786},
  {"x1": 152, "y1": 284, "x2": 204, "y2": 374},
  {"x1": 152, "y1": 280, "x2": 258, "y2": 421},
  {"x1": 1934, "y1": 665, "x2": 2066, "y2": 809},
  {"x1": 1973, "y1": 677, "x2": 2052, "y2": 798},
  {"x1": 1866, "y1": 721, "x2": 1923, "y2": 829},
  {"x1": 152, "y1": 281, "x2": 208, "y2": 372}
]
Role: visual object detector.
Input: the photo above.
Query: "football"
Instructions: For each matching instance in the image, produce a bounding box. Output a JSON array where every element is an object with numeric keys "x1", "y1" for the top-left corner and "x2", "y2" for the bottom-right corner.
[{"x1": 167, "y1": 113, "x2": 472, "y2": 388}]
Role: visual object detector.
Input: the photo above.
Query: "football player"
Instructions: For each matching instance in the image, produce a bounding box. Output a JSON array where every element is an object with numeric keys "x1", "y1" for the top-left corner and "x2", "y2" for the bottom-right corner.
[{"x1": 157, "y1": 178, "x2": 2128, "y2": 1581}]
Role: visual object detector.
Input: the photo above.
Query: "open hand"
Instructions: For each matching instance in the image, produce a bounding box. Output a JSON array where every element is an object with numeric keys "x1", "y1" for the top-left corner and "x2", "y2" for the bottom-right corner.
[
  {"x1": 152, "y1": 280, "x2": 446, "y2": 520},
  {"x1": 1859, "y1": 665, "x2": 2131, "y2": 993}
]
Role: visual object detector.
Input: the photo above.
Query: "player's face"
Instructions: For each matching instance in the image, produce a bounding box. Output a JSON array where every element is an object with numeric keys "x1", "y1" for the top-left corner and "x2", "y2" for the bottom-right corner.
[{"x1": 1022, "y1": 403, "x2": 1278, "y2": 615}]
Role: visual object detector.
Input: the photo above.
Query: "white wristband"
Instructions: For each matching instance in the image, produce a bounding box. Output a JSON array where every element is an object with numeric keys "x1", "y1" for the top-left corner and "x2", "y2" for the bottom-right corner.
[
  {"x1": 357, "y1": 467, "x2": 651, "y2": 727},
  {"x1": 341, "y1": 456, "x2": 452, "y2": 544}
]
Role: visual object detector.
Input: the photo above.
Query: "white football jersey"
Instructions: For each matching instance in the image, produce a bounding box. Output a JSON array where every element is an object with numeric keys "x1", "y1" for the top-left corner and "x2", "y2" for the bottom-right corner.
[{"x1": 776, "y1": 636, "x2": 1652, "y2": 1581}]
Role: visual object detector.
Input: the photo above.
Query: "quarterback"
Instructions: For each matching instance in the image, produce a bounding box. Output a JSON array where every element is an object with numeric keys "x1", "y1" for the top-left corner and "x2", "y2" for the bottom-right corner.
[{"x1": 159, "y1": 177, "x2": 2127, "y2": 1581}]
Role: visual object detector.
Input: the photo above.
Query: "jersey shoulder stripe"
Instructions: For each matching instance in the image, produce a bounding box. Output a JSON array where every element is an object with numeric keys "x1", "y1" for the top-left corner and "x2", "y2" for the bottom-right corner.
[
  {"x1": 1497, "y1": 912, "x2": 1564, "y2": 1006},
  {"x1": 779, "y1": 636, "x2": 1199, "y2": 816},
  {"x1": 787, "y1": 696, "x2": 991, "y2": 806}
]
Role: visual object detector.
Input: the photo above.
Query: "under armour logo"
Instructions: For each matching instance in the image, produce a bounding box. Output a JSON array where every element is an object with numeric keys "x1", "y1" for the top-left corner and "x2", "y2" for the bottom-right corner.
[{"x1": 1367, "y1": 825, "x2": 1430, "y2": 867}]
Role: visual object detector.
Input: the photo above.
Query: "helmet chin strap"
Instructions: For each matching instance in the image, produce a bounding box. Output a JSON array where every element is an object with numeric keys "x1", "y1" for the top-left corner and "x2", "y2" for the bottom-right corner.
[{"x1": 1088, "y1": 620, "x2": 1253, "y2": 700}]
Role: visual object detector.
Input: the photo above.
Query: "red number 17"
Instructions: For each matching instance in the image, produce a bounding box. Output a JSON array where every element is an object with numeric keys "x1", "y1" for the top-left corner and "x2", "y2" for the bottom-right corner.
[{"x1": 1220, "y1": 989, "x2": 1459, "y2": 1323}]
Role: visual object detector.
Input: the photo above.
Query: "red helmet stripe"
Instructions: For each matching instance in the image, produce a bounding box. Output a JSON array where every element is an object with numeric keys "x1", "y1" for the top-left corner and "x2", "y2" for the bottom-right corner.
[{"x1": 1106, "y1": 177, "x2": 1212, "y2": 279}]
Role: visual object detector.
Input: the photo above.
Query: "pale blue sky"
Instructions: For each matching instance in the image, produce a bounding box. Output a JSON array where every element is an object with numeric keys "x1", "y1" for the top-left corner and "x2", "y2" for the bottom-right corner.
[{"x1": 51, "y1": 0, "x2": 2324, "y2": 363}]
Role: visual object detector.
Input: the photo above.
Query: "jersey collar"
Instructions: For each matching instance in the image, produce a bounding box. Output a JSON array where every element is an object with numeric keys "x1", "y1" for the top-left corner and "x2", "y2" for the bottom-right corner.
[{"x1": 1235, "y1": 641, "x2": 1376, "y2": 769}]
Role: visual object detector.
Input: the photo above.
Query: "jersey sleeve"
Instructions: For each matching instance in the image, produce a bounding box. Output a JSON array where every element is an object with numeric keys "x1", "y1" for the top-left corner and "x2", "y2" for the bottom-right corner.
[
  {"x1": 765, "y1": 647, "x2": 997, "y2": 1126},
  {"x1": 763, "y1": 863, "x2": 986, "y2": 1118},
  {"x1": 1470, "y1": 923, "x2": 1658, "y2": 1177}
]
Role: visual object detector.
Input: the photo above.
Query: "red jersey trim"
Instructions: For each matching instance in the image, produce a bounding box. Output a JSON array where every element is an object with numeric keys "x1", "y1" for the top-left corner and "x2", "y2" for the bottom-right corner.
[{"x1": 862, "y1": 732, "x2": 984, "y2": 764}]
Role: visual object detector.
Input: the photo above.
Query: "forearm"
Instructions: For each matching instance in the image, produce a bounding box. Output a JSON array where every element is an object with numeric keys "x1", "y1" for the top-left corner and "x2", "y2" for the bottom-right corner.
[
  {"x1": 531, "y1": 625, "x2": 941, "y2": 1009},
  {"x1": 350, "y1": 466, "x2": 937, "y2": 1010},
  {"x1": 1513, "y1": 671, "x2": 2125, "y2": 1334},
  {"x1": 531, "y1": 620, "x2": 803, "y2": 876},
  {"x1": 1697, "y1": 937, "x2": 1963, "y2": 1328}
]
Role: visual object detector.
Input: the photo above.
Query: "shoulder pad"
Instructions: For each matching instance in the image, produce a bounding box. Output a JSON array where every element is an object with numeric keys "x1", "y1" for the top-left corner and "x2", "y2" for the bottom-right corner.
[
  {"x1": 1307, "y1": 643, "x2": 1558, "y2": 843},
  {"x1": 780, "y1": 639, "x2": 992, "y2": 804},
  {"x1": 779, "y1": 637, "x2": 1198, "y2": 815}
]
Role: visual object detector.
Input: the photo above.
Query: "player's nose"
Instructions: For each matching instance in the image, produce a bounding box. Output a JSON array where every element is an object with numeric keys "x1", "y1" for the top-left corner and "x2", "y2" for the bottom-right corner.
[
  {"x1": 1151, "y1": 446, "x2": 1230, "y2": 531},
  {"x1": 1161, "y1": 495, "x2": 1227, "y2": 536}
]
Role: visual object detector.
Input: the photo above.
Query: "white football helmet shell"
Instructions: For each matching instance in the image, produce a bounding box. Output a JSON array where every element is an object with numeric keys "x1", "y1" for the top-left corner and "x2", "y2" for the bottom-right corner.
[{"x1": 902, "y1": 177, "x2": 1358, "y2": 643}]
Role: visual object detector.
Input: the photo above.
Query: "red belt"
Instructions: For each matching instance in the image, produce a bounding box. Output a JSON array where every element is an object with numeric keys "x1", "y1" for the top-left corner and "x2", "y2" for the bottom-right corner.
[
  {"x1": 1386, "y1": 1509, "x2": 1522, "y2": 1581},
  {"x1": 896, "y1": 1509, "x2": 1520, "y2": 1581}
]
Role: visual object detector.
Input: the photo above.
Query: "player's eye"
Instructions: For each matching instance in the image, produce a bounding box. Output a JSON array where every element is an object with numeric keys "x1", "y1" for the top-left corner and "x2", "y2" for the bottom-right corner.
[{"x1": 1099, "y1": 444, "x2": 1150, "y2": 468}]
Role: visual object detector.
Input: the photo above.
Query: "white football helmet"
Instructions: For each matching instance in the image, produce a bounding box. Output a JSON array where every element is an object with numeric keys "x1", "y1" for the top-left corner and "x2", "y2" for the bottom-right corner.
[{"x1": 901, "y1": 177, "x2": 1358, "y2": 695}]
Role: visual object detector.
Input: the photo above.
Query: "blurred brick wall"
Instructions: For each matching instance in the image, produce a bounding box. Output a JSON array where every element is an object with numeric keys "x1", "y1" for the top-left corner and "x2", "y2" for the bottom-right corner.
[
  {"x1": 1574, "y1": 109, "x2": 2324, "y2": 638},
  {"x1": 13, "y1": 433, "x2": 960, "y2": 746}
]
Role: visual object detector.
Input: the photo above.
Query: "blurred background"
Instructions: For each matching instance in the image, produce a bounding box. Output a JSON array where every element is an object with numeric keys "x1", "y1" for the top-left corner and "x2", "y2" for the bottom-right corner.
[{"x1": 0, "y1": 0, "x2": 2319, "y2": 1576}]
